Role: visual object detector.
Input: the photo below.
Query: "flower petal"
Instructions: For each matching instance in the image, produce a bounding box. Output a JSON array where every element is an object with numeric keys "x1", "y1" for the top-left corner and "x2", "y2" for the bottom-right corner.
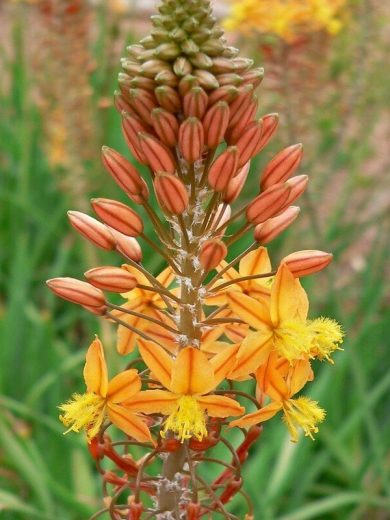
[
  {"x1": 210, "y1": 344, "x2": 240, "y2": 385},
  {"x1": 138, "y1": 339, "x2": 173, "y2": 389},
  {"x1": 83, "y1": 337, "x2": 108, "y2": 397},
  {"x1": 256, "y1": 354, "x2": 289, "y2": 401},
  {"x1": 227, "y1": 292, "x2": 271, "y2": 331},
  {"x1": 230, "y1": 331, "x2": 273, "y2": 379},
  {"x1": 230, "y1": 401, "x2": 282, "y2": 428},
  {"x1": 239, "y1": 246, "x2": 272, "y2": 277},
  {"x1": 197, "y1": 395, "x2": 244, "y2": 418},
  {"x1": 123, "y1": 390, "x2": 178, "y2": 414},
  {"x1": 288, "y1": 359, "x2": 314, "y2": 396},
  {"x1": 107, "y1": 403, "x2": 153, "y2": 444},
  {"x1": 170, "y1": 347, "x2": 215, "y2": 395},
  {"x1": 270, "y1": 263, "x2": 308, "y2": 326},
  {"x1": 107, "y1": 369, "x2": 141, "y2": 403}
]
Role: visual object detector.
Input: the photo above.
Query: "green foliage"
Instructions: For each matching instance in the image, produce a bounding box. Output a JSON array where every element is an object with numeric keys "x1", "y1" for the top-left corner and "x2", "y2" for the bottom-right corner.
[{"x1": 0, "y1": 1, "x2": 389, "y2": 519}]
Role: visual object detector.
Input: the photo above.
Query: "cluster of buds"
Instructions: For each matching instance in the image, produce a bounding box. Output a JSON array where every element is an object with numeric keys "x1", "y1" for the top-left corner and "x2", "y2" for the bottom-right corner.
[{"x1": 48, "y1": 1, "x2": 344, "y2": 518}]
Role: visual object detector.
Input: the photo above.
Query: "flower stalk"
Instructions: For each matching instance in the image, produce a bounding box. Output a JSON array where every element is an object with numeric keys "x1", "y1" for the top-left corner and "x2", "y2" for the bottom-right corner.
[{"x1": 48, "y1": 0, "x2": 344, "y2": 517}]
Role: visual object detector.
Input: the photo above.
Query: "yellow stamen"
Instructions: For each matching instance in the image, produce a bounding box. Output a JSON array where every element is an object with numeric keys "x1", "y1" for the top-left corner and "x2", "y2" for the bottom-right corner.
[
  {"x1": 273, "y1": 320, "x2": 312, "y2": 362},
  {"x1": 59, "y1": 392, "x2": 106, "y2": 442},
  {"x1": 283, "y1": 396, "x2": 326, "y2": 442},
  {"x1": 307, "y1": 317, "x2": 344, "y2": 363},
  {"x1": 162, "y1": 395, "x2": 208, "y2": 443}
]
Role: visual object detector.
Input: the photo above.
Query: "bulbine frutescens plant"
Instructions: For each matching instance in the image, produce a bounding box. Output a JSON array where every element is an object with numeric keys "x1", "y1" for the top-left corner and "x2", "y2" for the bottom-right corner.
[{"x1": 47, "y1": 0, "x2": 344, "y2": 518}]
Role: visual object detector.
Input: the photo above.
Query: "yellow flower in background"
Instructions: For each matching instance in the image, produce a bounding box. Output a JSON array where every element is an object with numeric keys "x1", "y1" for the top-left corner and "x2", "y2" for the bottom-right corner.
[
  {"x1": 224, "y1": 0, "x2": 347, "y2": 42},
  {"x1": 59, "y1": 337, "x2": 153, "y2": 443}
]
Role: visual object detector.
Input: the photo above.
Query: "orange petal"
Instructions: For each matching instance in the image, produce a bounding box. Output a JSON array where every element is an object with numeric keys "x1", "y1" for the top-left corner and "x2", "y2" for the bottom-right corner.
[
  {"x1": 230, "y1": 401, "x2": 282, "y2": 428},
  {"x1": 107, "y1": 403, "x2": 153, "y2": 444},
  {"x1": 197, "y1": 395, "x2": 244, "y2": 418},
  {"x1": 210, "y1": 344, "x2": 240, "y2": 386},
  {"x1": 138, "y1": 339, "x2": 173, "y2": 389},
  {"x1": 270, "y1": 263, "x2": 308, "y2": 326},
  {"x1": 107, "y1": 369, "x2": 141, "y2": 403},
  {"x1": 256, "y1": 354, "x2": 289, "y2": 401},
  {"x1": 239, "y1": 246, "x2": 272, "y2": 277},
  {"x1": 156, "y1": 267, "x2": 175, "y2": 289},
  {"x1": 83, "y1": 337, "x2": 108, "y2": 397},
  {"x1": 227, "y1": 292, "x2": 271, "y2": 331},
  {"x1": 123, "y1": 390, "x2": 178, "y2": 414},
  {"x1": 230, "y1": 331, "x2": 273, "y2": 379},
  {"x1": 288, "y1": 359, "x2": 313, "y2": 396},
  {"x1": 116, "y1": 316, "x2": 146, "y2": 355},
  {"x1": 121, "y1": 265, "x2": 149, "y2": 287},
  {"x1": 170, "y1": 347, "x2": 215, "y2": 395}
]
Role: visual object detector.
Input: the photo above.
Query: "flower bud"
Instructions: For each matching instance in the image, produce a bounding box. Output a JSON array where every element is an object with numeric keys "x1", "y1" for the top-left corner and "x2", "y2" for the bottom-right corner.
[
  {"x1": 261, "y1": 144, "x2": 303, "y2": 190},
  {"x1": 85, "y1": 266, "x2": 137, "y2": 292},
  {"x1": 178, "y1": 117, "x2": 204, "y2": 164},
  {"x1": 211, "y1": 57, "x2": 236, "y2": 74},
  {"x1": 101, "y1": 146, "x2": 149, "y2": 202},
  {"x1": 223, "y1": 162, "x2": 250, "y2": 203},
  {"x1": 122, "y1": 113, "x2": 149, "y2": 164},
  {"x1": 235, "y1": 120, "x2": 263, "y2": 168},
  {"x1": 254, "y1": 206, "x2": 300, "y2": 244},
  {"x1": 46, "y1": 278, "x2": 106, "y2": 308},
  {"x1": 128, "y1": 88, "x2": 157, "y2": 126},
  {"x1": 190, "y1": 52, "x2": 213, "y2": 69},
  {"x1": 109, "y1": 229, "x2": 143, "y2": 263},
  {"x1": 91, "y1": 198, "x2": 144, "y2": 237},
  {"x1": 155, "y1": 69, "x2": 179, "y2": 87},
  {"x1": 154, "y1": 173, "x2": 189, "y2": 214},
  {"x1": 200, "y1": 239, "x2": 227, "y2": 271},
  {"x1": 67, "y1": 211, "x2": 115, "y2": 250},
  {"x1": 138, "y1": 133, "x2": 176, "y2": 174},
  {"x1": 114, "y1": 91, "x2": 133, "y2": 114},
  {"x1": 129, "y1": 75, "x2": 156, "y2": 91},
  {"x1": 208, "y1": 85, "x2": 239, "y2": 105},
  {"x1": 193, "y1": 69, "x2": 220, "y2": 90},
  {"x1": 228, "y1": 85, "x2": 254, "y2": 126},
  {"x1": 155, "y1": 85, "x2": 181, "y2": 113},
  {"x1": 208, "y1": 146, "x2": 239, "y2": 192},
  {"x1": 178, "y1": 74, "x2": 200, "y2": 97},
  {"x1": 246, "y1": 183, "x2": 291, "y2": 225},
  {"x1": 282, "y1": 250, "x2": 333, "y2": 277},
  {"x1": 257, "y1": 113, "x2": 279, "y2": 151},
  {"x1": 203, "y1": 101, "x2": 230, "y2": 149},
  {"x1": 183, "y1": 86, "x2": 208, "y2": 119},
  {"x1": 216, "y1": 73, "x2": 243, "y2": 86},
  {"x1": 283, "y1": 175, "x2": 309, "y2": 206},
  {"x1": 242, "y1": 67, "x2": 264, "y2": 88},
  {"x1": 151, "y1": 108, "x2": 179, "y2": 148},
  {"x1": 173, "y1": 56, "x2": 193, "y2": 76},
  {"x1": 227, "y1": 97, "x2": 258, "y2": 144}
]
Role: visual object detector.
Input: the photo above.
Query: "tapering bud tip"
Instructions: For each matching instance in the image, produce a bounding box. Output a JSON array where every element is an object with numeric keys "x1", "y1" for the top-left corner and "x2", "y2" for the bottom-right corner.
[
  {"x1": 261, "y1": 143, "x2": 303, "y2": 190},
  {"x1": 246, "y1": 183, "x2": 291, "y2": 225},
  {"x1": 84, "y1": 266, "x2": 138, "y2": 292},
  {"x1": 67, "y1": 211, "x2": 115, "y2": 251},
  {"x1": 254, "y1": 206, "x2": 300, "y2": 244},
  {"x1": 154, "y1": 173, "x2": 189, "y2": 214},
  {"x1": 46, "y1": 278, "x2": 106, "y2": 311},
  {"x1": 282, "y1": 250, "x2": 333, "y2": 277},
  {"x1": 200, "y1": 239, "x2": 227, "y2": 271},
  {"x1": 91, "y1": 198, "x2": 144, "y2": 237},
  {"x1": 109, "y1": 228, "x2": 143, "y2": 263}
]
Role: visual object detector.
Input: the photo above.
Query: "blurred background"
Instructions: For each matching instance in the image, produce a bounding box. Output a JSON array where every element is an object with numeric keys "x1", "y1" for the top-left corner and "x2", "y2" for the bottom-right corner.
[{"x1": 0, "y1": 0, "x2": 389, "y2": 518}]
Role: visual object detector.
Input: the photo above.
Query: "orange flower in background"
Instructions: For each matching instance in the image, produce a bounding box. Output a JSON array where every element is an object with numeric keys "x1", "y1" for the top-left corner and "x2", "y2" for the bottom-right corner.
[
  {"x1": 59, "y1": 337, "x2": 153, "y2": 443},
  {"x1": 129, "y1": 340, "x2": 244, "y2": 442},
  {"x1": 231, "y1": 353, "x2": 325, "y2": 442}
]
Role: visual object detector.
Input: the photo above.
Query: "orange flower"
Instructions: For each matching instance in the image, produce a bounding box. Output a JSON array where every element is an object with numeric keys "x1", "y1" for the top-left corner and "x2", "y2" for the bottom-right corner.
[
  {"x1": 231, "y1": 353, "x2": 325, "y2": 442},
  {"x1": 59, "y1": 337, "x2": 153, "y2": 443},
  {"x1": 125, "y1": 340, "x2": 244, "y2": 442}
]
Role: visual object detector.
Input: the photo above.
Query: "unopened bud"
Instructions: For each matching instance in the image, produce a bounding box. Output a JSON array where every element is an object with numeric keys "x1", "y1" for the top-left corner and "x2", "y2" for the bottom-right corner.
[
  {"x1": 208, "y1": 146, "x2": 239, "y2": 192},
  {"x1": 178, "y1": 74, "x2": 200, "y2": 97},
  {"x1": 246, "y1": 183, "x2": 291, "y2": 225},
  {"x1": 155, "y1": 85, "x2": 181, "y2": 113},
  {"x1": 200, "y1": 239, "x2": 227, "y2": 271},
  {"x1": 210, "y1": 204, "x2": 231, "y2": 237},
  {"x1": 109, "y1": 229, "x2": 143, "y2": 263},
  {"x1": 227, "y1": 97, "x2": 258, "y2": 144},
  {"x1": 122, "y1": 113, "x2": 149, "y2": 164},
  {"x1": 254, "y1": 206, "x2": 300, "y2": 244},
  {"x1": 223, "y1": 161, "x2": 250, "y2": 203},
  {"x1": 257, "y1": 113, "x2": 279, "y2": 151},
  {"x1": 203, "y1": 101, "x2": 230, "y2": 149},
  {"x1": 178, "y1": 117, "x2": 204, "y2": 164},
  {"x1": 46, "y1": 278, "x2": 106, "y2": 309},
  {"x1": 193, "y1": 69, "x2": 219, "y2": 90},
  {"x1": 128, "y1": 88, "x2": 157, "y2": 126},
  {"x1": 283, "y1": 175, "x2": 309, "y2": 207},
  {"x1": 242, "y1": 67, "x2": 264, "y2": 88},
  {"x1": 151, "y1": 108, "x2": 179, "y2": 148},
  {"x1": 129, "y1": 76, "x2": 156, "y2": 91},
  {"x1": 190, "y1": 52, "x2": 213, "y2": 69},
  {"x1": 235, "y1": 120, "x2": 263, "y2": 168},
  {"x1": 138, "y1": 133, "x2": 176, "y2": 174},
  {"x1": 282, "y1": 250, "x2": 333, "y2": 277},
  {"x1": 67, "y1": 211, "x2": 115, "y2": 250},
  {"x1": 102, "y1": 146, "x2": 149, "y2": 202},
  {"x1": 208, "y1": 85, "x2": 239, "y2": 105},
  {"x1": 91, "y1": 198, "x2": 143, "y2": 237},
  {"x1": 216, "y1": 73, "x2": 243, "y2": 86},
  {"x1": 154, "y1": 42, "x2": 181, "y2": 60},
  {"x1": 183, "y1": 86, "x2": 208, "y2": 119},
  {"x1": 139, "y1": 59, "x2": 170, "y2": 78},
  {"x1": 114, "y1": 91, "x2": 133, "y2": 114},
  {"x1": 228, "y1": 85, "x2": 254, "y2": 126},
  {"x1": 211, "y1": 57, "x2": 236, "y2": 74},
  {"x1": 261, "y1": 144, "x2": 303, "y2": 190},
  {"x1": 155, "y1": 69, "x2": 179, "y2": 87},
  {"x1": 173, "y1": 56, "x2": 193, "y2": 77},
  {"x1": 85, "y1": 266, "x2": 137, "y2": 293},
  {"x1": 154, "y1": 173, "x2": 189, "y2": 214}
]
